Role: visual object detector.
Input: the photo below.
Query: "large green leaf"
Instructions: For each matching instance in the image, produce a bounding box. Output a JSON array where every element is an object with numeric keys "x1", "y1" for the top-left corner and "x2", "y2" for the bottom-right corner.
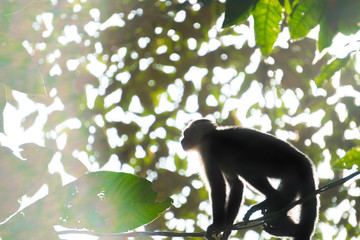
[
  {"x1": 58, "y1": 171, "x2": 173, "y2": 232},
  {"x1": 253, "y1": 0, "x2": 283, "y2": 56},
  {"x1": 288, "y1": 0, "x2": 324, "y2": 39},
  {"x1": 0, "y1": 171, "x2": 173, "y2": 239}
]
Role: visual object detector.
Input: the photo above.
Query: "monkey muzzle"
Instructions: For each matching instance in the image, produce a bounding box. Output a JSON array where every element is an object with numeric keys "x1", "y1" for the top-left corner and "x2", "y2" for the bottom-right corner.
[{"x1": 181, "y1": 139, "x2": 192, "y2": 151}]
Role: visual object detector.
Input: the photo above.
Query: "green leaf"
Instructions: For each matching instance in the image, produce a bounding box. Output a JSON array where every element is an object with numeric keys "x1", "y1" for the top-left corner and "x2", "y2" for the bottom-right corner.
[
  {"x1": 283, "y1": 0, "x2": 292, "y2": 14},
  {"x1": 288, "y1": 0, "x2": 324, "y2": 39},
  {"x1": 281, "y1": 0, "x2": 299, "y2": 14},
  {"x1": 2, "y1": 171, "x2": 172, "y2": 238},
  {"x1": 253, "y1": 0, "x2": 283, "y2": 56},
  {"x1": 334, "y1": 147, "x2": 360, "y2": 170},
  {"x1": 222, "y1": 0, "x2": 259, "y2": 28},
  {"x1": 318, "y1": 17, "x2": 335, "y2": 52},
  {"x1": 59, "y1": 171, "x2": 173, "y2": 232},
  {"x1": 315, "y1": 55, "x2": 351, "y2": 87}
]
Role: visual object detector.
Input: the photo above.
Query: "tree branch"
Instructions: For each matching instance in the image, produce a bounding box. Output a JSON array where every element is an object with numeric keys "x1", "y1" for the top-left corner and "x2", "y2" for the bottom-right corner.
[{"x1": 58, "y1": 171, "x2": 360, "y2": 238}]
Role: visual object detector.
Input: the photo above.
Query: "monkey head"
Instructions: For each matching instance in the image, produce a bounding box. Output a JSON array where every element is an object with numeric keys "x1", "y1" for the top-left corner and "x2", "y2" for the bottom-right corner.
[{"x1": 181, "y1": 119, "x2": 216, "y2": 151}]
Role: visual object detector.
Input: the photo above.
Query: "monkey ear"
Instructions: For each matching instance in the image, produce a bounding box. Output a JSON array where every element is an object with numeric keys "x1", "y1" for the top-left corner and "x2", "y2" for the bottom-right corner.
[
  {"x1": 206, "y1": 118, "x2": 218, "y2": 126},
  {"x1": 211, "y1": 120, "x2": 218, "y2": 127},
  {"x1": 206, "y1": 119, "x2": 218, "y2": 128}
]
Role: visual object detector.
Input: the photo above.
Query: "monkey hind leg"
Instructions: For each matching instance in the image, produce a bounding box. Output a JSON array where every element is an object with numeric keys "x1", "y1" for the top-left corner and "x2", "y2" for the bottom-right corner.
[
  {"x1": 262, "y1": 203, "x2": 302, "y2": 238},
  {"x1": 263, "y1": 197, "x2": 318, "y2": 240},
  {"x1": 264, "y1": 217, "x2": 311, "y2": 240},
  {"x1": 263, "y1": 217, "x2": 309, "y2": 240},
  {"x1": 263, "y1": 212, "x2": 298, "y2": 236}
]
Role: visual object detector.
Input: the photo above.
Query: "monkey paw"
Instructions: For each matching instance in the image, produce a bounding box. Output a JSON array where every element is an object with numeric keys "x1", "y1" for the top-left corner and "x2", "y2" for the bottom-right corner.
[{"x1": 205, "y1": 224, "x2": 222, "y2": 240}]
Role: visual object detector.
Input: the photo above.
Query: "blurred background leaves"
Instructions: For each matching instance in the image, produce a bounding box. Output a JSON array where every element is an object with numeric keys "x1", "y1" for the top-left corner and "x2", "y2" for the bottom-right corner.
[{"x1": 0, "y1": 0, "x2": 359, "y2": 239}]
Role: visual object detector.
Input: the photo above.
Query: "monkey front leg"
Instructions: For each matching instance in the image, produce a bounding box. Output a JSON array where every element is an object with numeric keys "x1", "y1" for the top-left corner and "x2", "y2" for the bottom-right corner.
[
  {"x1": 221, "y1": 178, "x2": 244, "y2": 239},
  {"x1": 204, "y1": 164, "x2": 227, "y2": 240}
]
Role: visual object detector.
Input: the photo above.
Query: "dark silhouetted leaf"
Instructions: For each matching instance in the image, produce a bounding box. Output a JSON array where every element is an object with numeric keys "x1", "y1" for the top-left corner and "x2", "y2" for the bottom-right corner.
[
  {"x1": 222, "y1": 0, "x2": 258, "y2": 28},
  {"x1": 318, "y1": 17, "x2": 335, "y2": 52}
]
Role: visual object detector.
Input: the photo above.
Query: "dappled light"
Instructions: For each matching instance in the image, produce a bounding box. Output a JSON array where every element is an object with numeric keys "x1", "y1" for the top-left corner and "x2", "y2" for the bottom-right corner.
[{"x1": 0, "y1": 0, "x2": 359, "y2": 239}]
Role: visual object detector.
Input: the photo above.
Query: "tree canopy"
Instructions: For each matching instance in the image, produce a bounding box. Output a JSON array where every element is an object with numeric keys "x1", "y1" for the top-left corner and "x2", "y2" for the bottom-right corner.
[{"x1": 0, "y1": 0, "x2": 359, "y2": 239}]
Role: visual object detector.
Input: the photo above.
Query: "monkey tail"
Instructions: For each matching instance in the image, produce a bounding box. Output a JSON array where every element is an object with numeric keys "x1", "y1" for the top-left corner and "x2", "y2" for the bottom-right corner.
[{"x1": 296, "y1": 179, "x2": 319, "y2": 240}]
